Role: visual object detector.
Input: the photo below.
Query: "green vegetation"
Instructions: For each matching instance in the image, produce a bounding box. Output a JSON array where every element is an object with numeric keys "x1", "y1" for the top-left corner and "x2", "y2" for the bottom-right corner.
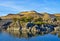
[
  {"x1": 56, "y1": 16, "x2": 60, "y2": 20},
  {"x1": 34, "y1": 17, "x2": 43, "y2": 22},
  {"x1": 32, "y1": 17, "x2": 46, "y2": 25},
  {"x1": 12, "y1": 18, "x2": 21, "y2": 26},
  {"x1": 13, "y1": 18, "x2": 19, "y2": 22},
  {"x1": 12, "y1": 17, "x2": 46, "y2": 25},
  {"x1": 12, "y1": 18, "x2": 20, "y2": 24},
  {"x1": 33, "y1": 22, "x2": 46, "y2": 25},
  {"x1": 20, "y1": 17, "x2": 33, "y2": 22}
]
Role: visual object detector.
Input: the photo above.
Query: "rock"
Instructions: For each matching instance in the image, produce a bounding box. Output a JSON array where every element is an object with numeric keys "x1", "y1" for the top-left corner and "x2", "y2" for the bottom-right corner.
[
  {"x1": 26, "y1": 22, "x2": 35, "y2": 29},
  {"x1": 54, "y1": 27, "x2": 60, "y2": 31},
  {"x1": 0, "y1": 18, "x2": 2, "y2": 20},
  {"x1": 31, "y1": 25, "x2": 37, "y2": 32}
]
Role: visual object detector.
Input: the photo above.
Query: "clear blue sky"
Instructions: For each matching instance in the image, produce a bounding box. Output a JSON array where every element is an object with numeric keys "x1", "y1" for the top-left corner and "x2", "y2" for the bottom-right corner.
[{"x1": 0, "y1": 0, "x2": 60, "y2": 16}]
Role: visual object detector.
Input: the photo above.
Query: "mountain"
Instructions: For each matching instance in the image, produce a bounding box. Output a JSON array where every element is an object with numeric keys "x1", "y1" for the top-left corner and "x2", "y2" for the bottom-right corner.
[
  {"x1": 0, "y1": 10, "x2": 60, "y2": 21},
  {"x1": 0, "y1": 11, "x2": 60, "y2": 31},
  {"x1": 0, "y1": 14, "x2": 24, "y2": 19},
  {"x1": 1, "y1": 11, "x2": 43, "y2": 19},
  {"x1": 19, "y1": 10, "x2": 43, "y2": 19}
]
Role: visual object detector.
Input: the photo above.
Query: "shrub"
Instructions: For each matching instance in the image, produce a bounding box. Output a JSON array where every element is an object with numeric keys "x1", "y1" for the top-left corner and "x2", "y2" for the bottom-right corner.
[
  {"x1": 34, "y1": 17, "x2": 43, "y2": 22},
  {"x1": 20, "y1": 17, "x2": 33, "y2": 22},
  {"x1": 33, "y1": 21, "x2": 45, "y2": 25}
]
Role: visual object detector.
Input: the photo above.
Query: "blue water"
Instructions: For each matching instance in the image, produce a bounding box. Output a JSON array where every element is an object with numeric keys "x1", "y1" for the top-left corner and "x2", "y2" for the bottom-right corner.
[{"x1": 0, "y1": 31, "x2": 60, "y2": 41}]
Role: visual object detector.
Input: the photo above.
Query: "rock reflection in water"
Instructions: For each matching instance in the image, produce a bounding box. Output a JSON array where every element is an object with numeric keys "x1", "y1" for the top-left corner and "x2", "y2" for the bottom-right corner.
[
  {"x1": 50, "y1": 31, "x2": 60, "y2": 38},
  {"x1": 58, "y1": 32, "x2": 60, "y2": 38},
  {"x1": 6, "y1": 31, "x2": 50, "y2": 38}
]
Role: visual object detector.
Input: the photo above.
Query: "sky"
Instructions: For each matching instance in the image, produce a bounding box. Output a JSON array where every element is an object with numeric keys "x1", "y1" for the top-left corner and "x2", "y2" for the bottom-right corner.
[{"x1": 0, "y1": 0, "x2": 60, "y2": 16}]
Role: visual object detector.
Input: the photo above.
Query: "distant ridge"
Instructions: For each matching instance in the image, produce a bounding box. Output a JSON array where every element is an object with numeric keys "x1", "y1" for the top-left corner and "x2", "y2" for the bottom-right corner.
[{"x1": 0, "y1": 10, "x2": 60, "y2": 20}]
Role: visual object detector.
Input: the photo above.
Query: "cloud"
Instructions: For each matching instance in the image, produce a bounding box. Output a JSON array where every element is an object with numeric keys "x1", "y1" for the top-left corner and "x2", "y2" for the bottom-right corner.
[
  {"x1": 0, "y1": 0, "x2": 60, "y2": 15},
  {"x1": 44, "y1": 7, "x2": 57, "y2": 14},
  {"x1": 44, "y1": 7, "x2": 51, "y2": 10},
  {"x1": 0, "y1": 3, "x2": 21, "y2": 11},
  {"x1": 0, "y1": 1, "x2": 29, "y2": 12}
]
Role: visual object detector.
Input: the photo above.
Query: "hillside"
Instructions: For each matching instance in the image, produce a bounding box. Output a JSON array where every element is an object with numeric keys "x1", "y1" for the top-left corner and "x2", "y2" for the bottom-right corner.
[
  {"x1": 54, "y1": 14, "x2": 60, "y2": 20},
  {"x1": 1, "y1": 11, "x2": 43, "y2": 19},
  {"x1": 0, "y1": 11, "x2": 60, "y2": 21},
  {"x1": 0, "y1": 14, "x2": 23, "y2": 19},
  {"x1": 0, "y1": 11, "x2": 60, "y2": 31},
  {"x1": 54, "y1": 14, "x2": 60, "y2": 17},
  {"x1": 19, "y1": 11, "x2": 43, "y2": 19}
]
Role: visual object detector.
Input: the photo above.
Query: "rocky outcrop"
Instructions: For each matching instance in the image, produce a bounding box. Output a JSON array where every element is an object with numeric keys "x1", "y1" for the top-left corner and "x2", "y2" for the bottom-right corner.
[
  {"x1": 0, "y1": 19, "x2": 12, "y2": 30},
  {"x1": 0, "y1": 11, "x2": 60, "y2": 32}
]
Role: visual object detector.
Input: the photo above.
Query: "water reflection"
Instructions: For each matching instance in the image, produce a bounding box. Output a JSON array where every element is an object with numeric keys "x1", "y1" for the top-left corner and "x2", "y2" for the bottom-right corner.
[
  {"x1": 4, "y1": 30, "x2": 60, "y2": 38},
  {"x1": 58, "y1": 32, "x2": 60, "y2": 38}
]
